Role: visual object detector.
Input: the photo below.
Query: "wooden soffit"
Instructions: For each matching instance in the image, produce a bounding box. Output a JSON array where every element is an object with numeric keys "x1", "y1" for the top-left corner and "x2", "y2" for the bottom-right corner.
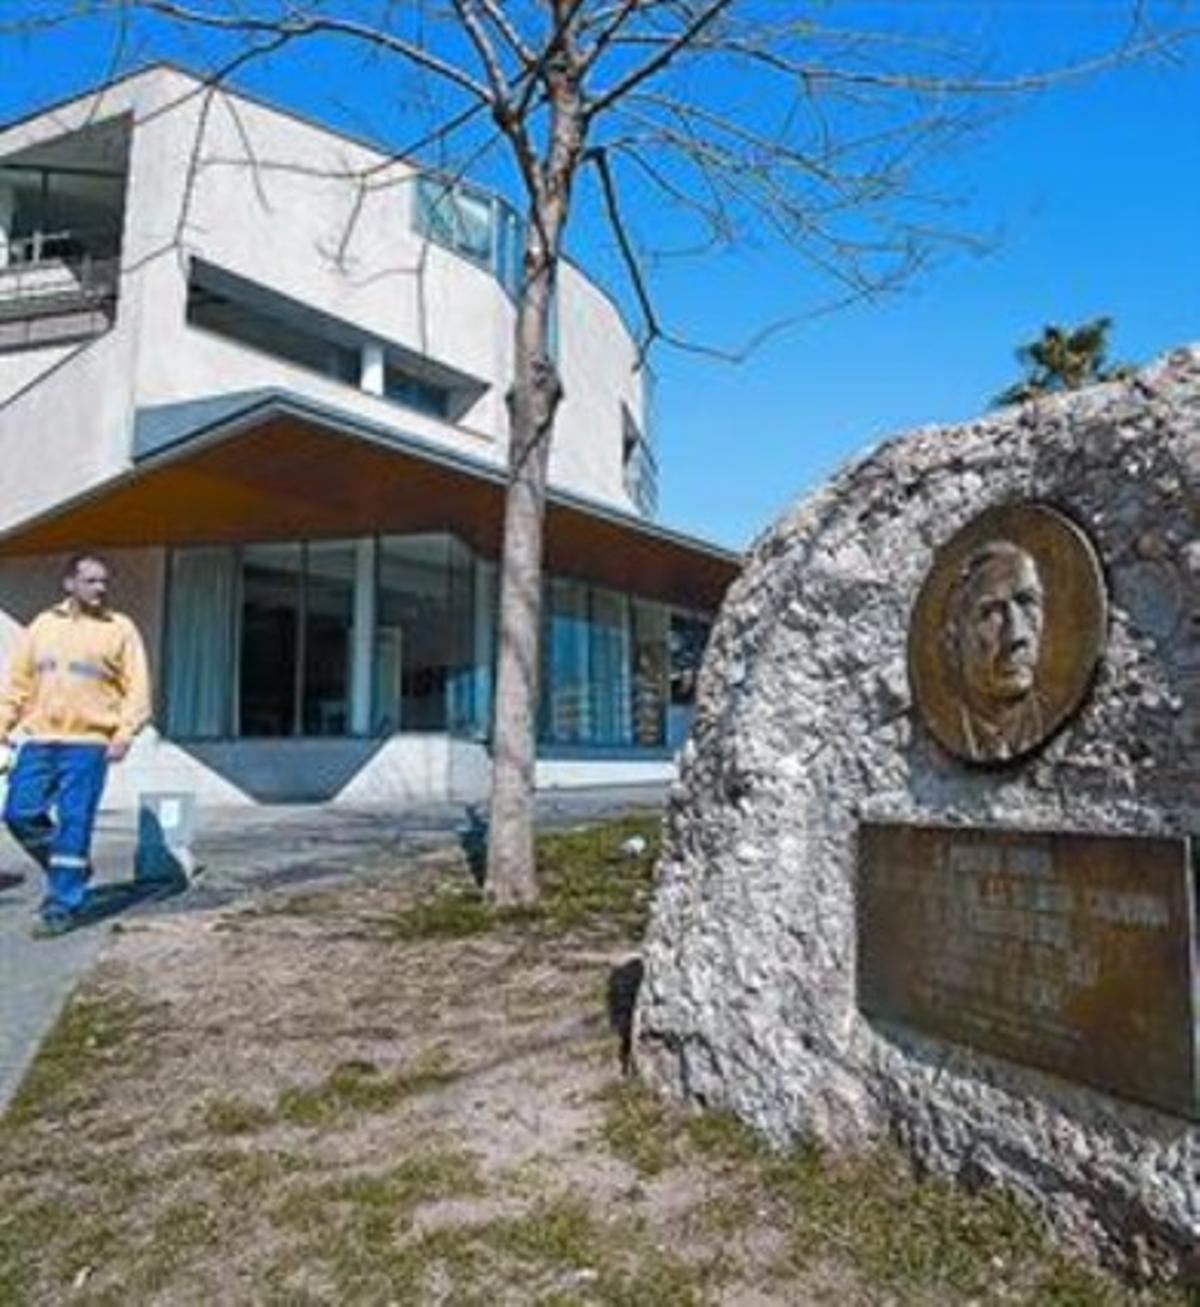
[{"x1": 0, "y1": 404, "x2": 740, "y2": 611}]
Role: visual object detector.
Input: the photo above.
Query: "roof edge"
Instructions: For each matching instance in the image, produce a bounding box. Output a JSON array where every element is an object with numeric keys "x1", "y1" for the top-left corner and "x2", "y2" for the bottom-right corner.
[{"x1": 3, "y1": 387, "x2": 741, "y2": 566}]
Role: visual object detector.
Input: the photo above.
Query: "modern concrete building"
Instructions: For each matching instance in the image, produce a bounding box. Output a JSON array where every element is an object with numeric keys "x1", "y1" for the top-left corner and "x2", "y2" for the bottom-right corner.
[{"x1": 0, "y1": 65, "x2": 738, "y2": 807}]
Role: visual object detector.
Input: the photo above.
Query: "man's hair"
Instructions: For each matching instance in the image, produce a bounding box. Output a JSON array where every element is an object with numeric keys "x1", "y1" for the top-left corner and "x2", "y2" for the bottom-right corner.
[{"x1": 63, "y1": 552, "x2": 108, "y2": 579}]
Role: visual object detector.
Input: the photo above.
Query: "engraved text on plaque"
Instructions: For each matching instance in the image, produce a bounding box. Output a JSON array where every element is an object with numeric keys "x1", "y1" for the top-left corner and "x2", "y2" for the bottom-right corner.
[{"x1": 857, "y1": 823, "x2": 1198, "y2": 1118}]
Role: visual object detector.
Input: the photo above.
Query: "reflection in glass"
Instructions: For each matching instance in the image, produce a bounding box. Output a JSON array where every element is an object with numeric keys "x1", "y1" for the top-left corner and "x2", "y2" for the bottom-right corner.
[
  {"x1": 590, "y1": 588, "x2": 631, "y2": 745},
  {"x1": 543, "y1": 578, "x2": 591, "y2": 743},
  {"x1": 375, "y1": 534, "x2": 473, "y2": 733},
  {"x1": 239, "y1": 543, "x2": 301, "y2": 736},
  {"x1": 303, "y1": 541, "x2": 356, "y2": 736},
  {"x1": 164, "y1": 534, "x2": 699, "y2": 753},
  {"x1": 632, "y1": 599, "x2": 668, "y2": 748},
  {"x1": 668, "y1": 613, "x2": 711, "y2": 748}
]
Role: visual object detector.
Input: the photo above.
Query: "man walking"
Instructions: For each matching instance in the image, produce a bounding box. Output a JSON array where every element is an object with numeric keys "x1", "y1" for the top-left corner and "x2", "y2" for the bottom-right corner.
[{"x1": 0, "y1": 554, "x2": 151, "y2": 936}]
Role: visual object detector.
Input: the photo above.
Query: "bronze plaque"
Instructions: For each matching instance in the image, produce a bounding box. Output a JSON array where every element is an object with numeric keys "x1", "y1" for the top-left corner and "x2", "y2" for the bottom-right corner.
[
  {"x1": 909, "y1": 504, "x2": 1107, "y2": 765},
  {"x1": 857, "y1": 822, "x2": 1198, "y2": 1119}
]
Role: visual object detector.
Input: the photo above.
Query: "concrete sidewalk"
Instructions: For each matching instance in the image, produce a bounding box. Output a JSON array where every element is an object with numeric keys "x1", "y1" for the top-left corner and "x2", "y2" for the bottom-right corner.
[{"x1": 0, "y1": 785, "x2": 666, "y2": 1113}]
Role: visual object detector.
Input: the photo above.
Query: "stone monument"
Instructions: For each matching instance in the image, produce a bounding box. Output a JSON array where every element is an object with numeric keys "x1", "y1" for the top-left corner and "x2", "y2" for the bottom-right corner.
[{"x1": 636, "y1": 346, "x2": 1200, "y2": 1280}]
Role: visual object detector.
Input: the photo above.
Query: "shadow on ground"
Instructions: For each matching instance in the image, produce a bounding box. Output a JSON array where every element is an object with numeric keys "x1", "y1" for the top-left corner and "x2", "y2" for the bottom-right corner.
[{"x1": 67, "y1": 874, "x2": 189, "y2": 931}]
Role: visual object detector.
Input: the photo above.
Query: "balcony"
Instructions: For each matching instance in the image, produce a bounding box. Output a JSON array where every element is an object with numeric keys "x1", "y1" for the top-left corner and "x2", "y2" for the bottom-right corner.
[{"x1": 0, "y1": 228, "x2": 119, "y2": 350}]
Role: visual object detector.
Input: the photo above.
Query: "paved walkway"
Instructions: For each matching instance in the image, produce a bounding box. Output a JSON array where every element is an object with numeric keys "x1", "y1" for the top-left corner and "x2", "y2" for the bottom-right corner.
[{"x1": 0, "y1": 786, "x2": 666, "y2": 1113}]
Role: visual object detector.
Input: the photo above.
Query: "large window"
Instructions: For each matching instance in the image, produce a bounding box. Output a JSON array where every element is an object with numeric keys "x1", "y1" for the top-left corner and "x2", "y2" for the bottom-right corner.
[
  {"x1": 165, "y1": 535, "x2": 697, "y2": 752},
  {"x1": 632, "y1": 599, "x2": 668, "y2": 748},
  {"x1": 0, "y1": 162, "x2": 125, "y2": 266},
  {"x1": 413, "y1": 174, "x2": 524, "y2": 299},
  {"x1": 239, "y1": 543, "x2": 302, "y2": 736},
  {"x1": 187, "y1": 263, "x2": 359, "y2": 385},
  {"x1": 303, "y1": 541, "x2": 357, "y2": 736},
  {"x1": 668, "y1": 612, "x2": 711, "y2": 748},
  {"x1": 374, "y1": 534, "x2": 474, "y2": 734},
  {"x1": 540, "y1": 582, "x2": 668, "y2": 750},
  {"x1": 163, "y1": 548, "x2": 236, "y2": 738},
  {"x1": 543, "y1": 579, "x2": 592, "y2": 744}
]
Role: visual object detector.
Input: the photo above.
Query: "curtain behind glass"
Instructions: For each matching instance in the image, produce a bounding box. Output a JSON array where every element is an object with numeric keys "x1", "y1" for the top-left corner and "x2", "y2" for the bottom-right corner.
[
  {"x1": 632, "y1": 599, "x2": 668, "y2": 748},
  {"x1": 590, "y1": 587, "x2": 631, "y2": 745},
  {"x1": 165, "y1": 548, "x2": 235, "y2": 738},
  {"x1": 543, "y1": 578, "x2": 591, "y2": 744}
]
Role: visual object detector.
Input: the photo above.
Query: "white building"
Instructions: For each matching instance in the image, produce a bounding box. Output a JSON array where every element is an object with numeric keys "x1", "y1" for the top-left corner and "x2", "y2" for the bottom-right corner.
[{"x1": 0, "y1": 65, "x2": 738, "y2": 807}]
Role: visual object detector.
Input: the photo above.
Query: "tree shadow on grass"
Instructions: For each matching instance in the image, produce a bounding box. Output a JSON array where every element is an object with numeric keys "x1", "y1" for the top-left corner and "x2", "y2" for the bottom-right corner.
[
  {"x1": 607, "y1": 957, "x2": 644, "y2": 1076},
  {"x1": 459, "y1": 805, "x2": 488, "y2": 887}
]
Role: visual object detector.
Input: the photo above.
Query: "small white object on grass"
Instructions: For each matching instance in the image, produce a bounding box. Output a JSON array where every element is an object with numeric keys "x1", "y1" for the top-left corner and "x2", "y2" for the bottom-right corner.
[{"x1": 619, "y1": 835, "x2": 648, "y2": 858}]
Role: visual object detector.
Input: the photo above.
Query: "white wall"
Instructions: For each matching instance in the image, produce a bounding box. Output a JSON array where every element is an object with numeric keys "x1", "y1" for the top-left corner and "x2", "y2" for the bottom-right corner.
[
  {"x1": 551, "y1": 260, "x2": 645, "y2": 511},
  {"x1": 119, "y1": 73, "x2": 511, "y2": 443},
  {"x1": 536, "y1": 757, "x2": 677, "y2": 789},
  {"x1": 0, "y1": 325, "x2": 136, "y2": 531},
  {"x1": 0, "y1": 342, "x2": 80, "y2": 404},
  {"x1": 0, "y1": 67, "x2": 645, "y2": 518}
]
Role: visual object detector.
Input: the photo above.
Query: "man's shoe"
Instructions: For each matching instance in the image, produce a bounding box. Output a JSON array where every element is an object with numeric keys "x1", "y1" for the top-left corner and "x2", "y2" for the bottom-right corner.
[{"x1": 31, "y1": 912, "x2": 75, "y2": 939}]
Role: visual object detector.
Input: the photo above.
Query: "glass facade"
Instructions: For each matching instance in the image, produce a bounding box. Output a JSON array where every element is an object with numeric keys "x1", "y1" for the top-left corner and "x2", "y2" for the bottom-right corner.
[
  {"x1": 163, "y1": 548, "x2": 236, "y2": 738},
  {"x1": 303, "y1": 541, "x2": 357, "y2": 736},
  {"x1": 239, "y1": 542, "x2": 302, "y2": 736},
  {"x1": 374, "y1": 534, "x2": 474, "y2": 734},
  {"x1": 165, "y1": 534, "x2": 708, "y2": 751},
  {"x1": 413, "y1": 174, "x2": 525, "y2": 300}
]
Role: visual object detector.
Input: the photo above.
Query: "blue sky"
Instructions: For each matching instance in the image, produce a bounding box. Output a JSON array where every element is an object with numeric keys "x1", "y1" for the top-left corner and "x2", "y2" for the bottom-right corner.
[
  {"x1": 0, "y1": 3, "x2": 1196, "y2": 551},
  {"x1": 650, "y1": 8, "x2": 1200, "y2": 549}
]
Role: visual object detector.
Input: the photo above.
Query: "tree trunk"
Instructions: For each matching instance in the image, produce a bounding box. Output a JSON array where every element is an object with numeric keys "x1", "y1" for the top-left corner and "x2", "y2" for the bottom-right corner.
[
  {"x1": 485, "y1": 240, "x2": 562, "y2": 906},
  {"x1": 485, "y1": 35, "x2": 583, "y2": 907}
]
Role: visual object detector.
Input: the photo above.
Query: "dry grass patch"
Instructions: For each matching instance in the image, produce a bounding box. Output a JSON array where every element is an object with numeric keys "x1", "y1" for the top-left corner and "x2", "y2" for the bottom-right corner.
[{"x1": 0, "y1": 813, "x2": 1188, "y2": 1305}]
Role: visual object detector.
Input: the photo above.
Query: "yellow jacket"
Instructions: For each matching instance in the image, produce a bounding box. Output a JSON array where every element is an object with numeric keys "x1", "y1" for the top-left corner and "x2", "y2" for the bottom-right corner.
[{"x1": 0, "y1": 602, "x2": 152, "y2": 745}]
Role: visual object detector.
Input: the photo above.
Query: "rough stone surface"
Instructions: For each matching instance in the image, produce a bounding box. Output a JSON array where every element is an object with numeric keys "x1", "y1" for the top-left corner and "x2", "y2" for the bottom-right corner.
[{"x1": 637, "y1": 346, "x2": 1200, "y2": 1281}]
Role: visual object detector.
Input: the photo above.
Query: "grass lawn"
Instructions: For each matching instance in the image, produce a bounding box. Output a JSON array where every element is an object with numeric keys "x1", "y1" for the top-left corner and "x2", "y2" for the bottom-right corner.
[{"x1": 0, "y1": 815, "x2": 1189, "y2": 1305}]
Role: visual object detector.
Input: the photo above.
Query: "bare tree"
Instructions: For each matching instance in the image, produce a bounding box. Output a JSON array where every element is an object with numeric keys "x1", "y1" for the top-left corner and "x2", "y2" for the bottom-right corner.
[{"x1": 3, "y1": 1, "x2": 1192, "y2": 904}]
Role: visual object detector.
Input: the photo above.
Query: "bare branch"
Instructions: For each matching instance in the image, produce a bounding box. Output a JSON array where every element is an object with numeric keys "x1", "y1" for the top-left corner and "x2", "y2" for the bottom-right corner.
[
  {"x1": 473, "y1": 0, "x2": 534, "y2": 68},
  {"x1": 602, "y1": 15, "x2": 1199, "y2": 96},
  {"x1": 585, "y1": 0, "x2": 736, "y2": 120},
  {"x1": 452, "y1": 0, "x2": 512, "y2": 105},
  {"x1": 137, "y1": 0, "x2": 495, "y2": 106}
]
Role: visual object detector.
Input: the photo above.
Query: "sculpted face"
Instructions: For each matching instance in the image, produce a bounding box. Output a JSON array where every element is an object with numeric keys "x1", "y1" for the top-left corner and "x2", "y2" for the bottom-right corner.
[{"x1": 957, "y1": 546, "x2": 1044, "y2": 706}]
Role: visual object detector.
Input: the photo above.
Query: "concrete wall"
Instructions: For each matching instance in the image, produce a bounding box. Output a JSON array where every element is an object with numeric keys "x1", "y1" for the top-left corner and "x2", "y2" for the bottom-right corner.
[
  {"x1": 0, "y1": 66, "x2": 646, "y2": 524},
  {"x1": 0, "y1": 327, "x2": 137, "y2": 535},
  {"x1": 552, "y1": 260, "x2": 645, "y2": 511},
  {"x1": 0, "y1": 341, "x2": 80, "y2": 403},
  {"x1": 103, "y1": 733, "x2": 480, "y2": 808},
  {"x1": 119, "y1": 71, "x2": 509, "y2": 440},
  {"x1": 536, "y1": 756, "x2": 675, "y2": 789}
]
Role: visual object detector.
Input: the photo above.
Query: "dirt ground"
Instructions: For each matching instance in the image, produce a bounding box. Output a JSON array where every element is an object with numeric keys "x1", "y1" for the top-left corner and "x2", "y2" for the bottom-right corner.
[{"x1": 0, "y1": 820, "x2": 1187, "y2": 1306}]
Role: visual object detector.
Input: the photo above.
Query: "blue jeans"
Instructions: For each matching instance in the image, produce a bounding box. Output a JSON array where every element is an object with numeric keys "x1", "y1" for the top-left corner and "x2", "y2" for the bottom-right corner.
[{"x1": 4, "y1": 741, "x2": 108, "y2": 919}]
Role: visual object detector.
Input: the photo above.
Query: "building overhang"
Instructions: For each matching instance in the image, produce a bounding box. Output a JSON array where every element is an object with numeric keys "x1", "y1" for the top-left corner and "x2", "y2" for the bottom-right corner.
[{"x1": 0, "y1": 389, "x2": 741, "y2": 611}]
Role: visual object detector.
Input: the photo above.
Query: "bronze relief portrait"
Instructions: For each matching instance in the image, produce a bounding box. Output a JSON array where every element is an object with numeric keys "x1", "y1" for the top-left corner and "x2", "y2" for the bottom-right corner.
[{"x1": 908, "y1": 504, "x2": 1107, "y2": 765}]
